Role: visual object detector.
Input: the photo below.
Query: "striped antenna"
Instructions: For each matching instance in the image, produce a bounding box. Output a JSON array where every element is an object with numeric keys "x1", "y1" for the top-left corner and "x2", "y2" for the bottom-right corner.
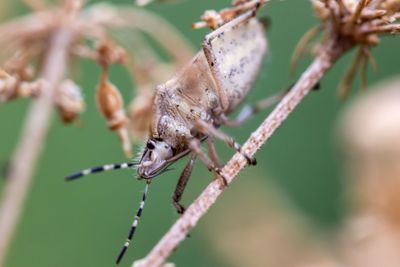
[
  {"x1": 65, "y1": 162, "x2": 137, "y2": 181},
  {"x1": 116, "y1": 182, "x2": 150, "y2": 264}
]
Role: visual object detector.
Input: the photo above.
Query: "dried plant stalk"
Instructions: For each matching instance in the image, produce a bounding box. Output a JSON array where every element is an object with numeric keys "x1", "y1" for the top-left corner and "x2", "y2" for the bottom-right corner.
[
  {"x1": 0, "y1": 23, "x2": 74, "y2": 267},
  {"x1": 132, "y1": 37, "x2": 352, "y2": 267}
]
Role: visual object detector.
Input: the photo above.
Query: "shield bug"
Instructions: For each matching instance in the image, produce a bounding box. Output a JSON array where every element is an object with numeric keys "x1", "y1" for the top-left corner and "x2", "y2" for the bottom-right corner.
[{"x1": 66, "y1": 1, "x2": 273, "y2": 264}]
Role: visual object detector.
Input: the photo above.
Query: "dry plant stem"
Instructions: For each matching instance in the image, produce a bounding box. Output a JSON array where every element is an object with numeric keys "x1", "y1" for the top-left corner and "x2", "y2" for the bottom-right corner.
[
  {"x1": 133, "y1": 38, "x2": 352, "y2": 267},
  {"x1": 0, "y1": 25, "x2": 74, "y2": 267}
]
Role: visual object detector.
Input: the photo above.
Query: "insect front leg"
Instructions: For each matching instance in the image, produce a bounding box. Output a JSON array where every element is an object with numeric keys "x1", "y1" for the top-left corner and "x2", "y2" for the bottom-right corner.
[
  {"x1": 172, "y1": 154, "x2": 197, "y2": 214},
  {"x1": 188, "y1": 138, "x2": 228, "y2": 187},
  {"x1": 207, "y1": 137, "x2": 222, "y2": 168},
  {"x1": 195, "y1": 120, "x2": 256, "y2": 166},
  {"x1": 219, "y1": 82, "x2": 320, "y2": 127}
]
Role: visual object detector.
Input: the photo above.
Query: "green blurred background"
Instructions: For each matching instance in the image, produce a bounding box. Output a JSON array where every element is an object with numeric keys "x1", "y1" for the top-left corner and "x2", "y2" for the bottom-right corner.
[{"x1": 0, "y1": 1, "x2": 399, "y2": 267}]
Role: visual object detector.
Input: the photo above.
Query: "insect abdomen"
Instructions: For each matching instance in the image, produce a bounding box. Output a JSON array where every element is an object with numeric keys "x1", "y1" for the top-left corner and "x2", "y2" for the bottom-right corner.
[{"x1": 206, "y1": 18, "x2": 267, "y2": 112}]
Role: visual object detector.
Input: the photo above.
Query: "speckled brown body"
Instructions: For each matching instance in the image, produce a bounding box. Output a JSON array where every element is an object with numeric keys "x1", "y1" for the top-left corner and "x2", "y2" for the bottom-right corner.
[{"x1": 151, "y1": 18, "x2": 267, "y2": 151}]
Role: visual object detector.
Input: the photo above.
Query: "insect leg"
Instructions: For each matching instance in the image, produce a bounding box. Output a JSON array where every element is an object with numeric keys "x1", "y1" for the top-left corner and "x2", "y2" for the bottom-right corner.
[
  {"x1": 116, "y1": 182, "x2": 150, "y2": 264},
  {"x1": 220, "y1": 89, "x2": 289, "y2": 127},
  {"x1": 196, "y1": 120, "x2": 256, "y2": 166},
  {"x1": 188, "y1": 138, "x2": 228, "y2": 186},
  {"x1": 207, "y1": 137, "x2": 222, "y2": 168},
  {"x1": 172, "y1": 154, "x2": 197, "y2": 214},
  {"x1": 220, "y1": 82, "x2": 320, "y2": 127}
]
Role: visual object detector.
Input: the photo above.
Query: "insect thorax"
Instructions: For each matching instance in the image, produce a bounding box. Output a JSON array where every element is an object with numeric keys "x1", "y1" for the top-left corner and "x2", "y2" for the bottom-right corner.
[
  {"x1": 150, "y1": 52, "x2": 221, "y2": 150},
  {"x1": 149, "y1": 17, "x2": 267, "y2": 150}
]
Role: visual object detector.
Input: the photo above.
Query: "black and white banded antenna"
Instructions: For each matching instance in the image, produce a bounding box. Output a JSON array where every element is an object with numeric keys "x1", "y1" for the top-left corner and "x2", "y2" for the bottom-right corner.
[
  {"x1": 65, "y1": 162, "x2": 138, "y2": 181},
  {"x1": 116, "y1": 181, "x2": 150, "y2": 264},
  {"x1": 65, "y1": 162, "x2": 150, "y2": 264}
]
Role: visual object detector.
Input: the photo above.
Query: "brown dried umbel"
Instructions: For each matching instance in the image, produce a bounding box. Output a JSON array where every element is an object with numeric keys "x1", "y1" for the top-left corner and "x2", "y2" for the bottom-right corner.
[
  {"x1": 193, "y1": 0, "x2": 268, "y2": 29},
  {"x1": 0, "y1": 1, "x2": 194, "y2": 265},
  {"x1": 293, "y1": 0, "x2": 400, "y2": 98},
  {"x1": 0, "y1": 1, "x2": 193, "y2": 157}
]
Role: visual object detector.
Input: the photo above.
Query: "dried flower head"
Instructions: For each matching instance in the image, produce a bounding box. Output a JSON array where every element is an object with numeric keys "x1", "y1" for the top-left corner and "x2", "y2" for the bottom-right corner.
[
  {"x1": 96, "y1": 68, "x2": 131, "y2": 157},
  {"x1": 0, "y1": 0, "x2": 193, "y2": 157},
  {"x1": 193, "y1": 0, "x2": 268, "y2": 29},
  {"x1": 0, "y1": 69, "x2": 45, "y2": 102},
  {"x1": 293, "y1": 0, "x2": 400, "y2": 98}
]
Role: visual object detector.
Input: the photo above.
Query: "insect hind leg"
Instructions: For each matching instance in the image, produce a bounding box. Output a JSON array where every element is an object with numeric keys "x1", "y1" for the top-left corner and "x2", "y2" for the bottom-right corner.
[
  {"x1": 195, "y1": 120, "x2": 256, "y2": 166},
  {"x1": 188, "y1": 138, "x2": 228, "y2": 187},
  {"x1": 220, "y1": 88, "x2": 290, "y2": 127},
  {"x1": 220, "y1": 82, "x2": 320, "y2": 127}
]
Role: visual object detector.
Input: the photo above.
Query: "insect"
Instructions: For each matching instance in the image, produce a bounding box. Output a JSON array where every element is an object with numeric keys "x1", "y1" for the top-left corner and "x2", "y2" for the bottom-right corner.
[{"x1": 66, "y1": 1, "x2": 275, "y2": 264}]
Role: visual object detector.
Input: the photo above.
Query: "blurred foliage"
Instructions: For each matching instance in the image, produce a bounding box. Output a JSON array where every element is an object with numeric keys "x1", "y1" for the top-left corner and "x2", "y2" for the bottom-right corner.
[{"x1": 0, "y1": 0, "x2": 399, "y2": 267}]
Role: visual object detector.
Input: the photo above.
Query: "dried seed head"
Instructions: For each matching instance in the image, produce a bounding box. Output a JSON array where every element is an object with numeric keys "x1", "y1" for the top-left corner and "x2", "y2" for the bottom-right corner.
[
  {"x1": 308, "y1": 0, "x2": 400, "y2": 97},
  {"x1": 193, "y1": 0, "x2": 268, "y2": 29},
  {"x1": 96, "y1": 41, "x2": 127, "y2": 66},
  {"x1": 193, "y1": 10, "x2": 224, "y2": 29},
  {"x1": 96, "y1": 69, "x2": 132, "y2": 157},
  {"x1": 97, "y1": 72, "x2": 126, "y2": 129},
  {"x1": 18, "y1": 79, "x2": 44, "y2": 98},
  {"x1": 55, "y1": 79, "x2": 85, "y2": 123},
  {"x1": 380, "y1": 0, "x2": 400, "y2": 13},
  {"x1": 0, "y1": 70, "x2": 44, "y2": 102},
  {"x1": 0, "y1": 71, "x2": 17, "y2": 101},
  {"x1": 311, "y1": 0, "x2": 331, "y2": 20},
  {"x1": 342, "y1": 0, "x2": 358, "y2": 11}
]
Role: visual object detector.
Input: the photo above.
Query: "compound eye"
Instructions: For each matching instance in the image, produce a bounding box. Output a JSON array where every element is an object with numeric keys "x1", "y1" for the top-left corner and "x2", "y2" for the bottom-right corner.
[{"x1": 146, "y1": 140, "x2": 156, "y2": 150}]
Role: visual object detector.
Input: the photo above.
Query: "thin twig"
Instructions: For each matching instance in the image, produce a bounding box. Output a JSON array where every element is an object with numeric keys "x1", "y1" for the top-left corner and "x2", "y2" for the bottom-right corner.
[
  {"x1": 132, "y1": 37, "x2": 353, "y2": 267},
  {"x1": 290, "y1": 25, "x2": 321, "y2": 76},
  {"x1": 351, "y1": 0, "x2": 368, "y2": 25},
  {"x1": 0, "y1": 19, "x2": 74, "y2": 267}
]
